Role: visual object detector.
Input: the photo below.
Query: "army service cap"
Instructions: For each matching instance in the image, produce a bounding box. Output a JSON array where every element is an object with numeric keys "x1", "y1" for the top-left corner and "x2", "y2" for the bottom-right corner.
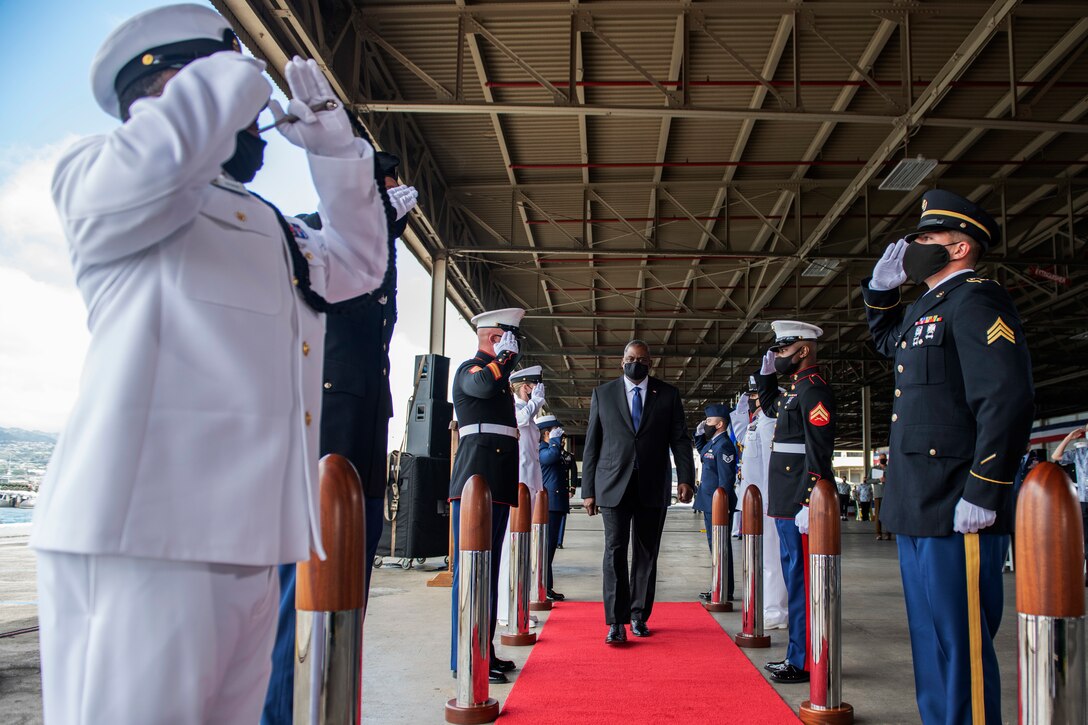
[
  {"x1": 769, "y1": 320, "x2": 823, "y2": 352},
  {"x1": 510, "y1": 365, "x2": 543, "y2": 384},
  {"x1": 470, "y1": 308, "x2": 526, "y2": 336},
  {"x1": 92, "y1": 4, "x2": 239, "y2": 118},
  {"x1": 904, "y1": 189, "x2": 999, "y2": 252},
  {"x1": 536, "y1": 414, "x2": 561, "y2": 430}
]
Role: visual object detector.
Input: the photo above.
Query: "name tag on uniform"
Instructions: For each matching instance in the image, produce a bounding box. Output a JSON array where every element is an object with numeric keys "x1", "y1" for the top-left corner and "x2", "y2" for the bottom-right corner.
[{"x1": 910, "y1": 316, "x2": 944, "y2": 348}]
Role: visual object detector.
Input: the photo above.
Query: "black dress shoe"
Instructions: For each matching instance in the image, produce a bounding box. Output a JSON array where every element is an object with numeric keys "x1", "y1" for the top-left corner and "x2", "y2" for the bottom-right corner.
[
  {"x1": 698, "y1": 591, "x2": 711, "y2": 601},
  {"x1": 490, "y1": 657, "x2": 516, "y2": 673},
  {"x1": 546, "y1": 589, "x2": 566, "y2": 601},
  {"x1": 763, "y1": 659, "x2": 788, "y2": 672},
  {"x1": 605, "y1": 624, "x2": 627, "y2": 644},
  {"x1": 489, "y1": 668, "x2": 509, "y2": 684},
  {"x1": 770, "y1": 664, "x2": 810, "y2": 683},
  {"x1": 630, "y1": 619, "x2": 650, "y2": 637}
]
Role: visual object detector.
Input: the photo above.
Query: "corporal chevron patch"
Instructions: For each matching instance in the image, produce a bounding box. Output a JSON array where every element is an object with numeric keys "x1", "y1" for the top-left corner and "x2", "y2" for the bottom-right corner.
[
  {"x1": 808, "y1": 402, "x2": 831, "y2": 427},
  {"x1": 986, "y1": 317, "x2": 1016, "y2": 345}
]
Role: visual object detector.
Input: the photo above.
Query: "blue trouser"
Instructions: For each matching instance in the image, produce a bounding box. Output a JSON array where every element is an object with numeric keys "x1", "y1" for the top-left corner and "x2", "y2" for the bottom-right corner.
[
  {"x1": 557, "y1": 511, "x2": 567, "y2": 546},
  {"x1": 449, "y1": 498, "x2": 510, "y2": 672},
  {"x1": 261, "y1": 495, "x2": 385, "y2": 725},
  {"x1": 775, "y1": 518, "x2": 806, "y2": 668},
  {"x1": 546, "y1": 510, "x2": 565, "y2": 590},
  {"x1": 898, "y1": 533, "x2": 1006, "y2": 725},
  {"x1": 702, "y1": 510, "x2": 735, "y2": 600}
]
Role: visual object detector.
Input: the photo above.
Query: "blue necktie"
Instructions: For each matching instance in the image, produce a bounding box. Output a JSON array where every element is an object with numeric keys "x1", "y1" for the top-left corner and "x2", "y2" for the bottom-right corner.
[{"x1": 631, "y1": 386, "x2": 643, "y2": 431}]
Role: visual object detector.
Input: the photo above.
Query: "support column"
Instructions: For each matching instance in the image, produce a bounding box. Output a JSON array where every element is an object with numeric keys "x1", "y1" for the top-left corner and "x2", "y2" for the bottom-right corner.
[
  {"x1": 861, "y1": 385, "x2": 871, "y2": 478},
  {"x1": 430, "y1": 253, "x2": 448, "y2": 356}
]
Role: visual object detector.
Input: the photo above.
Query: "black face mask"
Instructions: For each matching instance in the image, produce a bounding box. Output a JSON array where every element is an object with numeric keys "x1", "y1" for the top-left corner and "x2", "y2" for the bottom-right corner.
[
  {"x1": 774, "y1": 353, "x2": 802, "y2": 377},
  {"x1": 223, "y1": 130, "x2": 266, "y2": 184},
  {"x1": 748, "y1": 398, "x2": 758, "y2": 414},
  {"x1": 623, "y1": 361, "x2": 649, "y2": 382},
  {"x1": 902, "y1": 241, "x2": 951, "y2": 285},
  {"x1": 391, "y1": 215, "x2": 409, "y2": 240}
]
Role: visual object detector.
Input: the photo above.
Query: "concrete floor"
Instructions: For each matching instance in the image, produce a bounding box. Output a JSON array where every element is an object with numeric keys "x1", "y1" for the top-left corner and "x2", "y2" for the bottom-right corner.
[{"x1": 0, "y1": 509, "x2": 1027, "y2": 724}]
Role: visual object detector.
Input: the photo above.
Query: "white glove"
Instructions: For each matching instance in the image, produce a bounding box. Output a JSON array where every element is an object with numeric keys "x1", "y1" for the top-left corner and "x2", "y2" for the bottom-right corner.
[
  {"x1": 953, "y1": 498, "x2": 997, "y2": 534},
  {"x1": 530, "y1": 381, "x2": 546, "y2": 405},
  {"x1": 695, "y1": 421, "x2": 707, "y2": 437},
  {"x1": 494, "y1": 331, "x2": 519, "y2": 358},
  {"x1": 551, "y1": 427, "x2": 564, "y2": 439},
  {"x1": 870, "y1": 239, "x2": 908, "y2": 291},
  {"x1": 388, "y1": 185, "x2": 418, "y2": 220},
  {"x1": 760, "y1": 350, "x2": 777, "y2": 376},
  {"x1": 795, "y1": 506, "x2": 809, "y2": 535},
  {"x1": 269, "y1": 57, "x2": 355, "y2": 158},
  {"x1": 190, "y1": 51, "x2": 271, "y2": 128}
]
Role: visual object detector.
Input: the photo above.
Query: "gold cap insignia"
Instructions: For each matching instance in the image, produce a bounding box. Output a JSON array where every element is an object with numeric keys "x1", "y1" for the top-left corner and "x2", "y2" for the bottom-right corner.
[
  {"x1": 921, "y1": 199, "x2": 928, "y2": 211},
  {"x1": 141, "y1": 53, "x2": 155, "y2": 66}
]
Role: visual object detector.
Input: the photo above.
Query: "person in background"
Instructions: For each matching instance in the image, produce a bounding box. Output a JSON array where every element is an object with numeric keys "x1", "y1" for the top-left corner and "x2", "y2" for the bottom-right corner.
[
  {"x1": 857, "y1": 479, "x2": 873, "y2": 522},
  {"x1": 872, "y1": 454, "x2": 890, "y2": 540},
  {"x1": 836, "y1": 477, "x2": 851, "y2": 521},
  {"x1": 538, "y1": 414, "x2": 570, "y2": 600},
  {"x1": 693, "y1": 403, "x2": 739, "y2": 602},
  {"x1": 1052, "y1": 425, "x2": 1088, "y2": 586}
]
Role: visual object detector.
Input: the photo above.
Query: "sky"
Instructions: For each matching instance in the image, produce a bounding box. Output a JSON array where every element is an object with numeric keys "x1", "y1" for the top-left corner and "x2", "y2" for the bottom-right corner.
[{"x1": 0, "y1": 0, "x2": 478, "y2": 449}]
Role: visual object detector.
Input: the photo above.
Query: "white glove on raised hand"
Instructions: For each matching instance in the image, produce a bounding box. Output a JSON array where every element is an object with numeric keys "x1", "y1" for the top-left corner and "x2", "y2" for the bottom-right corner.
[
  {"x1": 551, "y1": 427, "x2": 565, "y2": 440},
  {"x1": 795, "y1": 506, "x2": 810, "y2": 535},
  {"x1": 189, "y1": 52, "x2": 271, "y2": 128},
  {"x1": 494, "y1": 331, "x2": 519, "y2": 358},
  {"x1": 760, "y1": 350, "x2": 777, "y2": 376},
  {"x1": 388, "y1": 185, "x2": 418, "y2": 220},
  {"x1": 695, "y1": 421, "x2": 707, "y2": 437},
  {"x1": 530, "y1": 381, "x2": 546, "y2": 405},
  {"x1": 870, "y1": 239, "x2": 909, "y2": 291},
  {"x1": 269, "y1": 57, "x2": 355, "y2": 158},
  {"x1": 953, "y1": 498, "x2": 997, "y2": 534}
]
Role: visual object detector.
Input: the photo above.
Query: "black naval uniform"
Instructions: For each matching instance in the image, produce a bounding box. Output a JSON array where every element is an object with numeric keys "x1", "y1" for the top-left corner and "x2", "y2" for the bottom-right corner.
[
  {"x1": 448, "y1": 350, "x2": 520, "y2": 671},
  {"x1": 862, "y1": 272, "x2": 1032, "y2": 725},
  {"x1": 756, "y1": 365, "x2": 836, "y2": 671}
]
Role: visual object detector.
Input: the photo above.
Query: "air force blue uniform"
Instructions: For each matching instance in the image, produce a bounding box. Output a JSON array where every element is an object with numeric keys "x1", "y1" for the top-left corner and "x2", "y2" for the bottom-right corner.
[
  {"x1": 539, "y1": 426, "x2": 573, "y2": 591},
  {"x1": 861, "y1": 189, "x2": 1033, "y2": 724},
  {"x1": 693, "y1": 419, "x2": 738, "y2": 598}
]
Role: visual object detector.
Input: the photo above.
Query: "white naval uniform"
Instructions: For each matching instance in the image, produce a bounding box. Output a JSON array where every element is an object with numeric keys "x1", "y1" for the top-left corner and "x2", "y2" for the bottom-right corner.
[
  {"x1": 498, "y1": 395, "x2": 544, "y2": 623},
  {"x1": 741, "y1": 409, "x2": 789, "y2": 628},
  {"x1": 730, "y1": 405, "x2": 749, "y2": 536},
  {"x1": 34, "y1": 52, "x2": 388, "y2": 724}
]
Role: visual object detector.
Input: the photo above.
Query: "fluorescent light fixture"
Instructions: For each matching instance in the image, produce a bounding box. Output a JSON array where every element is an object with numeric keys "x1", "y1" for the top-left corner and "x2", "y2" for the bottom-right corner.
[
  {"x1": 751, "y1": 321, "x2": 772, "y2": 333},
  {"x1": 879, "y1": 156, "x2": 939, "y2": 191},
  {"x1": 802, "y1": 258, "x2": 842, "y2": 277}
]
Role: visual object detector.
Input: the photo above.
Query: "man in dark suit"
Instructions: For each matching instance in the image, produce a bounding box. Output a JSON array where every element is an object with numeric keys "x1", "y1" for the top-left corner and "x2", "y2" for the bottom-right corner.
[
  {"x1": 448, "y1": 308, "x2": 526, "y2": 683},
  {"x1": 582, "y1": 340, "x2": 695, "y2": 644},
  {"x1": 861, "y1": 189, "x2": 1032, "y2": 724}
]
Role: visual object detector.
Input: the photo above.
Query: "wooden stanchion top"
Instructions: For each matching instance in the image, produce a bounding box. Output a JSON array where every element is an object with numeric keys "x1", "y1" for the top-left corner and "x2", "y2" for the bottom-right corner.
[
  {"x1": 711, "y1": 487, "x2": 729, "y2": 527},
  {"x1": 1016, "y1": 462, "x2": 1085, "y2": 617},
  {"x1": 460, "y1": 474, "x2": 493, "y2": 552},
  {"x1": 511, "y1": 483, "x2": 531, "y2": 533},
  {"x1": 741, "y1": 484, "x2": 763, "y2": 536},
  {"x1": 533, "y1": 489, "x2": 549, "y2": 525},
  {"x1": 296, "y1": 454, "x2": 365, "y2": 612},
  {"x1": 808, "y1": 479, "x2": 840, "y2": 556}
]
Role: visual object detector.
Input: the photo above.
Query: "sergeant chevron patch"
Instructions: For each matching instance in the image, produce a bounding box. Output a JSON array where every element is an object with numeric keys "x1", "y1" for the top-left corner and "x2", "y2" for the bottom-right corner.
[
  {"x1": 808, "y1": 402, "x2": 831, "y2": 427},
  {"x1": 986, "y1": 317, "x2": 1016, "y2": 345}
]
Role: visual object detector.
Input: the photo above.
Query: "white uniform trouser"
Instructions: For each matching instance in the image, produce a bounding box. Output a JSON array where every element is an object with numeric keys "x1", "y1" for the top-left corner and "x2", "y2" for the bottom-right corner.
[
  {"x1": 761, "y1": 511, "x2": 789, "y2": 628},
  {"x1": 497, "y1": 521, "x2": 512, "y2": 623},
  {"x1": 37, "y1": 551, "x2": 278, "y2": 725}
]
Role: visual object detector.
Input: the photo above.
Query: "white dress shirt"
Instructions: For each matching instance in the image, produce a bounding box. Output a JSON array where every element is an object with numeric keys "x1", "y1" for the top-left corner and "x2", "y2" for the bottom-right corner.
[{"x1": 623, "y1": 376, "x2": 648, "y2": 423}]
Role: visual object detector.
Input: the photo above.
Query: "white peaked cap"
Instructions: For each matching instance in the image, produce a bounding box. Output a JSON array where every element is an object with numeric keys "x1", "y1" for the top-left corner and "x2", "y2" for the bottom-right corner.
[
  {"x1": 470, "y1": 307, "x2": 526, "y2": 330},
  {"x1": 769, "y1": 320, "x2": 823, "y2": 351},
  {"x1": 91, "y1": 4, "x2": 234, "y2": 118},
  {"x1": 509, "y1": 365, "x2": 543, "y2": 382},
  {"x1": 537, "y1": 414, "x2": 560, "y2": 429}
]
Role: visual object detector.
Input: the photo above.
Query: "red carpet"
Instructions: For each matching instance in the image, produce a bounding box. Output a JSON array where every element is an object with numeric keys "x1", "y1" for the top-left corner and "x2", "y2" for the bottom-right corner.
[{"x1": 497, "y1": 602, "x2": 800, "y2": 724}]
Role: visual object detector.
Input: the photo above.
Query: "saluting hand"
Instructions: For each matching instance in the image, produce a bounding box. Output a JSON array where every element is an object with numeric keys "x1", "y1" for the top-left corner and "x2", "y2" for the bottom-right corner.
[
  {"x1": 870, "y1": 239, "x2": 908, "y2": 291},
  {"x1": 388, "y1": 185, "x2": 418, "y2": 220},
  {"x1": 269, "y1": 57, "x2": 356, "y2": 158},
  {"x1": 760, "y1": 349, "x2": 777, "y2": 376},
  {"x1": 530, "y1": 381, "x2": 546, "y2": 406}
]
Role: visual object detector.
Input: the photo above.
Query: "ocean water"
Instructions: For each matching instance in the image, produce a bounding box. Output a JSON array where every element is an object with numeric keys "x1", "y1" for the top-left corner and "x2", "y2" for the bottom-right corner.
[{"x1": 0, "y1": 509, "x2": 34, "y2": 524}]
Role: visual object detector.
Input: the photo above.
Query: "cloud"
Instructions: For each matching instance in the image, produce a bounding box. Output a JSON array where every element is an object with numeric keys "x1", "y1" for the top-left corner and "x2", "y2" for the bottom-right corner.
[{"x1": 0, "y1": 138, "x2": 81, "y2": 289}]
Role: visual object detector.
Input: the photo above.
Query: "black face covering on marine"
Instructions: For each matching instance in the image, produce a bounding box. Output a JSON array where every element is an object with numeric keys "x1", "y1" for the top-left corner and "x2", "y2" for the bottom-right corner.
[
  {"x1": 902, "y1": 241, "x2": 952, "y2": 285},
  {"x1": 623, "y1": 361, "x2": 648, "y2": 382},
  {"x1": 222, "y1": 130, "x2": 266, "y2": 183},
  {"x1": 774, "y1": 354, "x2": 802, "y2": 376}
]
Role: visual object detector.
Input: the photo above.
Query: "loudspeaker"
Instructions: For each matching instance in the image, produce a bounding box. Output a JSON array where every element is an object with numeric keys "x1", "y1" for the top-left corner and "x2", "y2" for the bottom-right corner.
[
  {"x1": 378, "y1": 453, "x2": 451, "y2": 560},
  {"x1": 406, "y1": 400, "x2": 453, "y2": 458},
  {"x1": 412, "y1": 354, "x2": 449, "y2": 402}
]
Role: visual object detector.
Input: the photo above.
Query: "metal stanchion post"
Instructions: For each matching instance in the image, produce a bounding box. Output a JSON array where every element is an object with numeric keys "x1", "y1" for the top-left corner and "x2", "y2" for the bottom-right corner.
[
  {"x1": 294, "y1": 455, "x2": 366, "y2": 725},
  {"x1": 703, "y1": 487, "x2": 734, "y2": 613},
  {"x1": 530, "y1": 490, "x2": 553, "y2": 612},
  {"x1": 501, "y1": 483, "x2": 536, "y2": 646},
  {"x1": 1016, "y1": 462, "x2": 1086, "y2": 724},
  {"x1": 445, "y1": 475, "x2": 500, "y2": 724},
  {"x1": 800, "y1": 479, "x2": 853, "y2": 724},
  {"x1": 736, "y1": 484, "x2": 771, "y2": 648}
]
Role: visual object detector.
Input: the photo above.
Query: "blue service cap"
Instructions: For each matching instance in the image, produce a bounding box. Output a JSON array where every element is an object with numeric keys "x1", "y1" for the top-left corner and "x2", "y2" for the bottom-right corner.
[
  {"x1": 704, "y1": 403, "x2": 729, "y2": 418},
  {"x1": 905, "y1": 189, "x2": 999, "y2": 252}
]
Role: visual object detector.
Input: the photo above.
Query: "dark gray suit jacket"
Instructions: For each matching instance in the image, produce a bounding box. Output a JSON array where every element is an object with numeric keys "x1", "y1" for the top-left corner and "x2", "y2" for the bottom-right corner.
[{"x1": 581, "y1": 376, "x2": 695, "y2": 508}]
